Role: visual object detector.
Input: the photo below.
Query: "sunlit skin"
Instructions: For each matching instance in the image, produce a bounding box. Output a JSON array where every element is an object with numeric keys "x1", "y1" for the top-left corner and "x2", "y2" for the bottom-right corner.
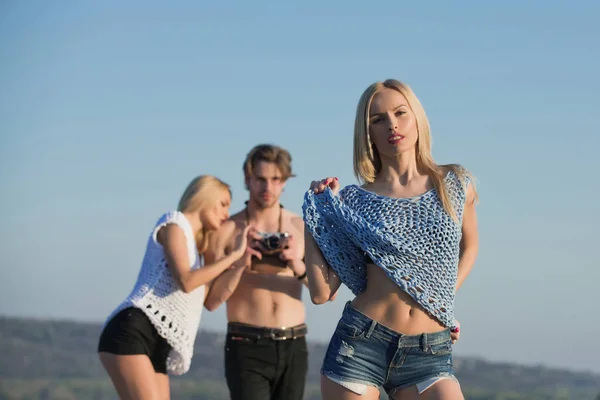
[
  {"x1": 246, "y1": 161, "x2": 286, "y2": 210},
  {"x1": 99, "y1": 183, "x2": 260, "y2": 400},
  {"x1": 194, "y1": 188, "x2": 231, "y2": 231},
  {"x1": 204, "y1": 161, "x2": 310, "y2": 329},
  {"x1": 305, "y1": 87, "x2": 478, "y2": 400}
]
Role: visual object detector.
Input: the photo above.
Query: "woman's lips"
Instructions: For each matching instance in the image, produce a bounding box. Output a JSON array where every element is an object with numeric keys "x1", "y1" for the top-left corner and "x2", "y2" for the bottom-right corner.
[{"x1": 388, "y1": 134, "x2": 405, "y2": 144}]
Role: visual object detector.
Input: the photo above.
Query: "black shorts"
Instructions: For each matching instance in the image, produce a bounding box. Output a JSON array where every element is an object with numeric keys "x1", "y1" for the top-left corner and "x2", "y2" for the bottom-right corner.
[{"x1": 98, "y1": 307, "x2": 172, "y2": 374}]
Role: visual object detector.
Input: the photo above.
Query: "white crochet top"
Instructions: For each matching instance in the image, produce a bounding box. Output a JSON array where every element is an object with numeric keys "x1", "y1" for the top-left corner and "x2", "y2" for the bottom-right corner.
[{"x1": 104, "y1": 211, "x2": 205, "y2": 375}]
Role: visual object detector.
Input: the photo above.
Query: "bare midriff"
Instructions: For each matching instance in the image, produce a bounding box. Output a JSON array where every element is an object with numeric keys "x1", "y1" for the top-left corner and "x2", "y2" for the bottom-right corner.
[
  {"x1": 350, "y1": 263, "x2": 446, "y2": 335},
  {"x1": 226, "y1": 270, "x2": 306, "y2": 329}
]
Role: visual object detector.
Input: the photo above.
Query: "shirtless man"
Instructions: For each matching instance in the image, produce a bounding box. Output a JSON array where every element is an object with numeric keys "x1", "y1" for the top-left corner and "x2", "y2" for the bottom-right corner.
[{"x1": 204, "y1": 144, "x2": 309, "y2": 400}]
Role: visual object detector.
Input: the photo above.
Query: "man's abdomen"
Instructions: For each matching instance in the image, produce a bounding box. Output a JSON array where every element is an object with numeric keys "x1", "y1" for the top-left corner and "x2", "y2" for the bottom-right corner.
[{"x1": 226, "y1": 273, "x2": 305, "y2": 328}]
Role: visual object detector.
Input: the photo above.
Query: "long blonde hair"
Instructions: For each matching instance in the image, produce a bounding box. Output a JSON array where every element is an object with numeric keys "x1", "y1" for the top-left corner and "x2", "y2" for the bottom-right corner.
[
  {"x1": 177, "y1": 175, "x2": 231, "y2": 253},
  {"x1": 353, "y1": 79, "x2": 477, "y2": 222}
]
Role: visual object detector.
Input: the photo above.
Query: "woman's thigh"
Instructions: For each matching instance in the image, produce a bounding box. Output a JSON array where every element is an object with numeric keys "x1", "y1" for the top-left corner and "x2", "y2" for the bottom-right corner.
[
  {"x1": 390, "y1": 378, "x2": 464, "y2": 400},
  {"x1": 154, "y1": 372, "x2": 170, "y2": 400},
  {"x1": 99, "y1": 352, "x2": 164, "y2": 400},
  {"x1": 321, "y1": 375, "x2": 382, "y2": 400}
]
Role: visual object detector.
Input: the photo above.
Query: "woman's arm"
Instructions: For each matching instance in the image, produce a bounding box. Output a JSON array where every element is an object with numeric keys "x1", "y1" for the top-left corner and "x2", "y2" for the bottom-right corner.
[
  {"x1": 204, "y1": 221, "x2": 259, "y2": 311},
  {"x1": 158, "y1": 223, "x2": 249, "y2": 294},
  {"x1": 204, "y1": 264, "x2": 247, "y2": 311},
  {"x1": 303, "y1": 177, "x2": 345, "y2": 304},
  {"x1": 304, "y1": 226, "x2": 342, "y2": 304},
  {"x1": 456, "y1": 183, "x2": 478, "y2": 291}
]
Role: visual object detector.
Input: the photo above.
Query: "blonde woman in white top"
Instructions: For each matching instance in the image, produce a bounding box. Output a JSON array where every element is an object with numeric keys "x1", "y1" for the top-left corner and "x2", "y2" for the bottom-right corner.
[{"x1": 98, "y1": 175, "x2": 260, "y2": 400}]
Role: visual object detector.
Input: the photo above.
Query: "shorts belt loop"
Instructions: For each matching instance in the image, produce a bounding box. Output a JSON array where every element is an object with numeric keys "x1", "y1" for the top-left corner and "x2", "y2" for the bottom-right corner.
[
  {"x1": 420, "y1": 333, "x2": 428, "y2": 352},
  {"x1": 365, "y1": 320, "x2": 377, "y2": 338}
]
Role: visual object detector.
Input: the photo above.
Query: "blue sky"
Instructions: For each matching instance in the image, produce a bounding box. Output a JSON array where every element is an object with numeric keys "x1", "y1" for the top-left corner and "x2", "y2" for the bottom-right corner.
[{"x1": 1, "y1": 0, "x2": 599, "y2": 373}]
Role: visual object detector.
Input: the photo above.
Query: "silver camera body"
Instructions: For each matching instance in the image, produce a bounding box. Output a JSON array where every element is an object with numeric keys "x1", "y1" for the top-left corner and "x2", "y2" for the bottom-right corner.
[{"x1": 257, "y1": 231, "x2": 289, "y2": 254}]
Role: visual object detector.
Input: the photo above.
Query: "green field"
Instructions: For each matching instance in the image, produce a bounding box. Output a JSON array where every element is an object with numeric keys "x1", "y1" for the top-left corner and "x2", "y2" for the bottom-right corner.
[{"x1": 1, "y1": 316, "x2": 598, "y2": 399}]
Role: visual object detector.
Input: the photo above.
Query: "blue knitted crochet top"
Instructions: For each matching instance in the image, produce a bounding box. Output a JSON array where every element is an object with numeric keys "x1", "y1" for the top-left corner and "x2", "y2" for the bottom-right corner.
[{"x1": 302, "y1": 170, "x2": 469, "y2": 329}]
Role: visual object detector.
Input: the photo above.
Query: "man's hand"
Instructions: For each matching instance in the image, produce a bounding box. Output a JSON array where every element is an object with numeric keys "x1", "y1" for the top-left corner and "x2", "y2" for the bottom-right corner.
[
  {"x1": 286, "y1": 258, "x2": 306, "y2": 278},
  {"x1": 279, "y1": 234, "x2": 305, "y2": 277},
  {"x1": 278, "y1": 234, "x2": 303, "y2": 261}
]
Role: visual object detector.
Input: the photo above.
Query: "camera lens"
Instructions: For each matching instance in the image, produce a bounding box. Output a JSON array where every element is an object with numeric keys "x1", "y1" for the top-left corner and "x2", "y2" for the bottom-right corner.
[{"x1": 266, "y1": 237, "x2": 279, "y2": 249}]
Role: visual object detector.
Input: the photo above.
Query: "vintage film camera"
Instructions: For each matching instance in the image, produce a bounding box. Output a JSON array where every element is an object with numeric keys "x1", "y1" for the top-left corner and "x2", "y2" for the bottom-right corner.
[{"x1": 256, "y1": 231, "x2": 289, "y2": 255}]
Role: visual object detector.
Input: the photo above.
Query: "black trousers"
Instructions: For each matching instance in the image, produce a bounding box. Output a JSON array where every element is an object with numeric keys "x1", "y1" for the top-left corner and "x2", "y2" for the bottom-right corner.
[{"x1": 224, "y1": 334, "x2": 308, "y2": 400}]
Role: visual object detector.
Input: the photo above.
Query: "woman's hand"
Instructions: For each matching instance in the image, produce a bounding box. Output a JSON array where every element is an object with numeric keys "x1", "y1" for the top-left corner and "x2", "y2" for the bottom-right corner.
[
  {"x1": 233, "y1": 225, "x2": 262, "y2": 264},
  {"x1": 450, "y1": 321, "x2": 461, "y2": 344},
  {"x1": 309, "y1": 177, "x2": 340, "y2": 195}
]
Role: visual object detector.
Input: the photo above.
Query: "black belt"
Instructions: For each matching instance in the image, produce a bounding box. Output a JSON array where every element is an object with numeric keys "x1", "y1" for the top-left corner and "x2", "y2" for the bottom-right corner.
[{"x1": 227, "y1": 322, "x2": 307, "y2": 341}]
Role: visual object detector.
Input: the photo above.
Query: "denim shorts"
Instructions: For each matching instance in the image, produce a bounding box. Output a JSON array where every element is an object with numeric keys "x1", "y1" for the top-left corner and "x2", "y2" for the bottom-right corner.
[{"x1": 321, "y1": 302, "x2": 457, "y2": 395}]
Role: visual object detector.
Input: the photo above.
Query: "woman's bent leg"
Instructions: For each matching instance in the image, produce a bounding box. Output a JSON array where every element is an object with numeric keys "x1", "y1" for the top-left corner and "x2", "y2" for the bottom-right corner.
[
  {"x1": 99, "y1": 352, "x2": 164, "y2": 400},
  {"x1": 418, "y1": 379, "x2": 464, "y2": 400},
  {"x1": 390, "y1": 379, "x2": 464, "y2": 400},
  {"x1": 154, "y1": 372, "x2": 170, "y2": 400},
  {"x1": 321, "y1": 375, "x2": 381, "y2": 400}
]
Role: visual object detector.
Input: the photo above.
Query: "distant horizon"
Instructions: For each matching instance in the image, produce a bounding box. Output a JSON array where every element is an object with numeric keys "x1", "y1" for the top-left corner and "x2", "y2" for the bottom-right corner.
[{"x1": 2, "y1": 312, "x2": 598, "y2": 377}]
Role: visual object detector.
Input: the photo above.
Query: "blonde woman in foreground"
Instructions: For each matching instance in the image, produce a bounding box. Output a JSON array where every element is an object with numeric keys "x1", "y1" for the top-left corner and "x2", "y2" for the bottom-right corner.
[
  {"x1": 303, "y1": 79, "x2": 478, "y2": 399},
  {"x1": 98, "y1": 175, "x2": 259, "y2": 400}
]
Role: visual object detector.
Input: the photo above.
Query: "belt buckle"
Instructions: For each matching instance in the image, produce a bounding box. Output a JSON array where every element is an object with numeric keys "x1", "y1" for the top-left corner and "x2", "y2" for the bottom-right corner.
[{"x1": 269, "y1": 328, "x2": 288, "y2": 341}]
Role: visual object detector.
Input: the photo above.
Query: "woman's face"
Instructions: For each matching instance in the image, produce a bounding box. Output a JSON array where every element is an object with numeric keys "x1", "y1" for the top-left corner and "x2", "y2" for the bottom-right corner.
[
  {"x1": 199, "y1": 188, "x2": 231, "y2": 231},
  {"x1": 368, "y1": 88, "x2": 418, "y2": 159}
]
